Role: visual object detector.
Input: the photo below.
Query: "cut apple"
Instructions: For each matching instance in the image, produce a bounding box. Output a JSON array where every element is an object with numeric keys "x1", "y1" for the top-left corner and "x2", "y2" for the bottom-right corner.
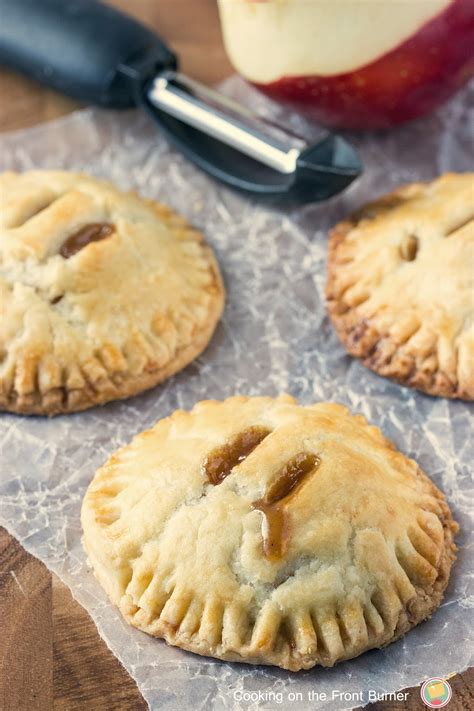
[{"x1": 218, "y1": 0, "x2": 474, "y2": 129}]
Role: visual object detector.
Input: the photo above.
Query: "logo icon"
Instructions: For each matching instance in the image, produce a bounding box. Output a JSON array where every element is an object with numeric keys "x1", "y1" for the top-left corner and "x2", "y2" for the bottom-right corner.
[{"x1": 421, "y1": 678, "x2": 452, "y2": 708}]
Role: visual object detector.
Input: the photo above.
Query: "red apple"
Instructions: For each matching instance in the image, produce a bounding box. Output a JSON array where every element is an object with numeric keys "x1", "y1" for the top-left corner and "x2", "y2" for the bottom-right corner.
[{"x1": 218, "y1": 0, "x2": 474, "y2": 129}]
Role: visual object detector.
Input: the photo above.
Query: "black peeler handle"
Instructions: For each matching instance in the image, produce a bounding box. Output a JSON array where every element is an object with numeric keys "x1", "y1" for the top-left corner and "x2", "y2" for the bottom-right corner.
[{"x1": 0, "y1": 0, "x2": 176, "y2": 107}]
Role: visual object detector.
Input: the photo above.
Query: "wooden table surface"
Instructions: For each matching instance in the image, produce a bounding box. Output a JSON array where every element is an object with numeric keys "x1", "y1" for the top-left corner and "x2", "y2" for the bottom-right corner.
[{"x1": 0, "y1": 1, "x2": 472, "y2": 709}]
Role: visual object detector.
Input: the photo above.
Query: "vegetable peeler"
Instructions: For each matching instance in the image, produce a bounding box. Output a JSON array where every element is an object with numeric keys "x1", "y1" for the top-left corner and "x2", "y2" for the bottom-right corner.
[{"x1": 0, "y1": 0, "x2": 362, "y2": 203}]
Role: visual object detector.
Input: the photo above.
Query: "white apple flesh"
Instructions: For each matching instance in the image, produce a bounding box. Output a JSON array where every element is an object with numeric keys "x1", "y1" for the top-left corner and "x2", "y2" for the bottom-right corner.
[{"x1": 218, "y1": 0, "x2": 474, "y2": 129}]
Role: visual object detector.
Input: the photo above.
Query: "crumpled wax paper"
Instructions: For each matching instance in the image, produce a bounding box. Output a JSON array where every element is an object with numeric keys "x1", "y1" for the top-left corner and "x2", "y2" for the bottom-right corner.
[{"x1": 0, "y1": 77, "x2": 473, "y2": 711}]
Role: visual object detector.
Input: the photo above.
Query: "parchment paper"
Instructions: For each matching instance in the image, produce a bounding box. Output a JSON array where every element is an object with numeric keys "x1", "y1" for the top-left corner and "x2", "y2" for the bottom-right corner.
[{"x1": 0, "y1": 77, "x2": 473, "y2": 710}]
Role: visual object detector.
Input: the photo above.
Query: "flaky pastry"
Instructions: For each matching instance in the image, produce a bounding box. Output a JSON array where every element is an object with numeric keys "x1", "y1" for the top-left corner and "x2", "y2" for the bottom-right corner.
[
  {"x1": 326, "y1": 173, "x2": 474, "y2": 399},
  {"x1": 82, "y1": 395, "x2": 458, "y2": 670},
  {"x1": 0, "y1": 171, "x2": 224, "y2": 414}
]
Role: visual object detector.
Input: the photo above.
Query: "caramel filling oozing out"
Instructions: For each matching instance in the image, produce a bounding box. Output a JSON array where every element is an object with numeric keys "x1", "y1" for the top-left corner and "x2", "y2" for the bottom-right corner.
[
  {"x1": 399, "y1": 234, "x2": 418, "y2": 261},
  {"x1": 60, "y1": 223, "x2": 114, "y2": 258},
  {"x1": 253, "y1": 453, "x2": 320, "y2": 561},
  {"x1": 202, "y1": 426, "x2": 271, "y2": 486}
]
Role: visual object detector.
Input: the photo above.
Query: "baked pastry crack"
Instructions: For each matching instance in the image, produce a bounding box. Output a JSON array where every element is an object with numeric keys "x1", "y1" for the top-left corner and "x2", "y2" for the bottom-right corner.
[
  {"x1": 81, "y1": 395, "x2": 458, "y2": 670},
  {"x1": 326, "y1": 172, "x2": 474, "y2": 399},
  {"x1": 0, "y1": 170, "x2": 224, "y2": 414}
]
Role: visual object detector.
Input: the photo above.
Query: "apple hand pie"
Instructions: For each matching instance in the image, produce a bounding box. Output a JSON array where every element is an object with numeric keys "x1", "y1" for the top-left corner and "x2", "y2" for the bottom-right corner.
[
  {"x1": 326, "y1": 172, "x2": 474, "y2": 399},
  {"x1": 0, "y1": 171, "x2": 224, "y2": 415},
  {"x1": 81, "y1": 395, "x2": 458, "y2": 670}
]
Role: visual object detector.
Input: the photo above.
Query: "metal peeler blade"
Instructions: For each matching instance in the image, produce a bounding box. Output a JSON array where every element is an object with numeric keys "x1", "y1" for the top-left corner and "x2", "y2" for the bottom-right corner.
[{"x1": 145, "y1": 71, "x2": 362, "y2": 204}]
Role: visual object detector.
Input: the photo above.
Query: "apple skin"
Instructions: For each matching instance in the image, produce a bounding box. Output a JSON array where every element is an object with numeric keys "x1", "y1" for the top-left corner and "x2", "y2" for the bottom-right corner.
[{"x1": 252, "y1": 0, "x2": 474, "y2": 130}]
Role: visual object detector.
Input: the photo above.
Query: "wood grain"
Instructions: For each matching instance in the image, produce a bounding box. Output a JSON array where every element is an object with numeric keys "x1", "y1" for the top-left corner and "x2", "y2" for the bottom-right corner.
[
  {"x1": 0, "y1": 528, "x2": 52, "y2": 711},
  {"x1": 0, "y1": 0, "x2": 472, "y2": 709},
  {"x1": 52, "y1": 576, "x2": 147, "y2": 711}
]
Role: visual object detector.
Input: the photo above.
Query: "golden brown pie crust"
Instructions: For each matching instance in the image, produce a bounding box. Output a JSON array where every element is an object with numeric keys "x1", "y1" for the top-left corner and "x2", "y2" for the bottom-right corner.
[
  {"x1": 326, "y1": 173, "x2": 474, "y2": 399},
  {"x1": 0, "y1": 171, "x2": 225, "y2": 415},
  {"x1": 81, "y1": 396, "x2": 458, "y2": 671}
]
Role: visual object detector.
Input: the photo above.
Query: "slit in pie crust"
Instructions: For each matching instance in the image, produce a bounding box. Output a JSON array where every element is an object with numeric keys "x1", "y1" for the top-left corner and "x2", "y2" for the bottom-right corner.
[
  {"x1": 81, "y1": 395, "x2": 458, "y2": 670},
  {"x1": 0, "y1": 171, "x2": 225, "y2": 415}
]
